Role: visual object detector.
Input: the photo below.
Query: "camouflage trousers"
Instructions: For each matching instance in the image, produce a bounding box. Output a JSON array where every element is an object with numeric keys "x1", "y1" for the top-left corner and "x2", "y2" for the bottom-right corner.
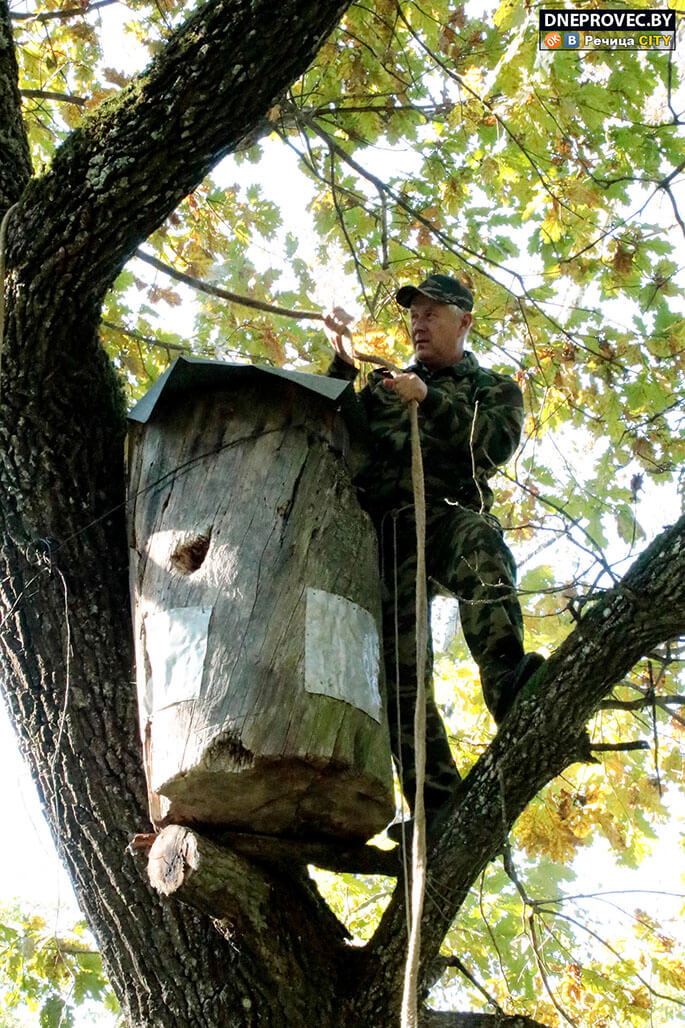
[{"x1": 377, "y1": 501, "x2": 524, "y2": 815}]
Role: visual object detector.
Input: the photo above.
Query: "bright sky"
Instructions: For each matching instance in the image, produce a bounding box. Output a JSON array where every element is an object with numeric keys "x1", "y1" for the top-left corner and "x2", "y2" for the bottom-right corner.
[{"x1": 1, "y1": 706, "x2": 77, "y2": 910}]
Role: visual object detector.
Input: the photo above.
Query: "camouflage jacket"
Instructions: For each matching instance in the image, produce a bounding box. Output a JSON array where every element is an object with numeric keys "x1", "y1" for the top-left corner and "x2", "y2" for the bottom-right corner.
[{"x1": 328, "y1": 351, "x2": 523, "y2": 512}]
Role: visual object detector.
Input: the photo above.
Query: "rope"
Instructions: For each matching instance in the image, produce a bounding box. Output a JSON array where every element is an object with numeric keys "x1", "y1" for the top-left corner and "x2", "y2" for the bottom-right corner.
[
  {"x1": 390, "y1": 510, "x2": 412, "y2": 938},
  {"x1": 349, "y1": 340, "x2": 429, "y2": 1026},
  {"x1": 400, "y1": 399, "x2": 429, "y2": 1028}
]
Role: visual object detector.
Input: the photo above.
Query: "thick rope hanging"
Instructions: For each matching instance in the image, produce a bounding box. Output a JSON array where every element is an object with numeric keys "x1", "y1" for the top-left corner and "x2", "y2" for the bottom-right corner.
[
  {"x1": 353, "y1": 346, "x2": 429, "y2": 1028},
  {"x1": 400, "y1": 399, "x2": 429, "y2": 1028},
  {"x1": 391, "y1": 511, "x2": 413, "y2": 938}
]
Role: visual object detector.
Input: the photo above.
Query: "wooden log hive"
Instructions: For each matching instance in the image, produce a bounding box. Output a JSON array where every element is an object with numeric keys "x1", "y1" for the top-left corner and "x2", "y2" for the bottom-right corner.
[{"x1": 127, "y1": 358, "x2": 394, "y2": 841}]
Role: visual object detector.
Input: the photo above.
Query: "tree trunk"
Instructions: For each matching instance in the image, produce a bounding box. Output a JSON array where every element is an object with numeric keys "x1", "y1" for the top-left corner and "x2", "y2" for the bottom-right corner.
[
  {"x1": 1, "y1": 0, "x2": 684, "y2": 1024},
  {"x1": 0, "y1": 1, "x2": 365, "y2": 1024}
]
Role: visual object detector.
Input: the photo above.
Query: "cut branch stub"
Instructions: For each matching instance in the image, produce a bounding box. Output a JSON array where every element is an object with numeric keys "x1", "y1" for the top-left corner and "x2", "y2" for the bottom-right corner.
[{"x1": 127, "y1": 361, "x2": 394, "y2": 842}]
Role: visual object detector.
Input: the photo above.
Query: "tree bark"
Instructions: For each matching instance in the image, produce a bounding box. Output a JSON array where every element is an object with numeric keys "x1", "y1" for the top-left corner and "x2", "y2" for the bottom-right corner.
[
  {"x1": 146, "y1": 825, "x2": 351, "y2": 1025},
  {"x1": 421, "y1": 1015, "x2": 550, "y2": 1028},
  {"x1": 0, "y1": 1, "x2": 32, "y2": 211},
  {"x1": 0, "y1": 1, "x2": 360, "y2": 1025},
  {"x1": 343, "y1": 516, "x2": 685, "y2": 1023},
  {"x1": 1, "y1": 0, "x2": 684, "y2": 1024}
]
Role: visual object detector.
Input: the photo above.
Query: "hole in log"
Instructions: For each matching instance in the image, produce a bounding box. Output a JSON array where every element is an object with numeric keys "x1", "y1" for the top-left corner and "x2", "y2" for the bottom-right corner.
[
  {"x1": 201, "y1": 729, "x2": 255, "y2": 772},
  {"x1": 170, "y1": 532, "x2": 211, "y2": 574}
]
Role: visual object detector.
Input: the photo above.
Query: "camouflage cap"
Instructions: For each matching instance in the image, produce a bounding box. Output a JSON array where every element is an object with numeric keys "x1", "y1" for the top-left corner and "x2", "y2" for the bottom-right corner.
[{"x1": 396, "y1": 274, "x2": 474, "y2": 312}]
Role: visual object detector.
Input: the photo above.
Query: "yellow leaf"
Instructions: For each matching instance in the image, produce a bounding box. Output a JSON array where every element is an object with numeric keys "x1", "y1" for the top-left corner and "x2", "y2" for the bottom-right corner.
[
  {"x1": 259, "y1": 324, "x2": 285, "y2": 364},
  {"x1": 628, "y1": 986, "x2": 651, "y2": 1010},
  {"x1": 85, "y1": 87, "x2": 117, "y2": 111},
  {"x1": 564, "y1": 181, "x2": 601, "y2": 208},
  {"x1": 656, "y1": 958, "x2": 685, "y2": 990},
  {"x1": 541, "y1": 208, "x2": 563, "y2": 242},
  {"x1": 148, "y1": 285, "x2": 182, "y2": 307},
  {"x1": 103, "y1": 67, "x2": 129, "y2": 88},
  {"x1": 61, "y1": 103, "x2": 83, "y2": 129},
  {"x1": 612, "y1": 241, "x2": 634, "y2": 277}
]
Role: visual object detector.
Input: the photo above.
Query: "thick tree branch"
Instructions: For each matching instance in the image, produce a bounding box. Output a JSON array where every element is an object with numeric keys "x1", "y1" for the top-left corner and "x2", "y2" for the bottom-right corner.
[
  {"x1": 135, "y1": 249, "x2": 324, "y2": 321},
  {"x1": 353, "y1": 514, "x2": 685, "y2": 1019},
  {"x1": 135, "y1": 827, "x2": 401, "y2": 875},
  {"x1": 147, "y1": 826, "x2": 349, "y2": 990},
  {"x1": 11, "y1": 0, "x2": 352, "y2": 315},
  {"x1": 20, "y1": 88, "x2": 87, "y2": 107},
  {"x1": 421, "y1": 1014, "x2": 551, "y2": 1028},
  {"x1": 212, "y1": 829, "x2": 400, "y2": 876},
  {"x1": 590, "y1": 740, "x2": 649, "y2": 753},
  {"x1": 0, "y1": 0, "x2": 32, "y2": 213}
]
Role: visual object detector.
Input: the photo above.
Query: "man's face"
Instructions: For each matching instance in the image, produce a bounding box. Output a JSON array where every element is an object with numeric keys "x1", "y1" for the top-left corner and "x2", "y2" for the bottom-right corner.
[{"x1": 409, "y1": 295, "x2": 471, "y2": 369}]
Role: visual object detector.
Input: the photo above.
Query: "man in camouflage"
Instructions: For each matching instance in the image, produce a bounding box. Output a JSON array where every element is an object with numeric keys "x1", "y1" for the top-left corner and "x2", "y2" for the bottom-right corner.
[{"x1": 325, "y1": 274, "x2": 543, "y2": 823}]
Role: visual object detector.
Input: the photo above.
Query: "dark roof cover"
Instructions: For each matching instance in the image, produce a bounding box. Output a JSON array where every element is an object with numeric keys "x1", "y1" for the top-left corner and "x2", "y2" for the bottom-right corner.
[{"x1": 128, "y1": 356, "x2": 350, "y2": 424}]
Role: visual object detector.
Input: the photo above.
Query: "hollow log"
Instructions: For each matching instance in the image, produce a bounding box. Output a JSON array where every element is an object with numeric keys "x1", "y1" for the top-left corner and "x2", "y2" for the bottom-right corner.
[{"x1": 127, "y1": 360, "x2": 394, "y2": 841}]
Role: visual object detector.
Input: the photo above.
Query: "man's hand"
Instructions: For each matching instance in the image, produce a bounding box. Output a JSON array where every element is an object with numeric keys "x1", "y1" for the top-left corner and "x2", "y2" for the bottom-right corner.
[
  {"x1": 382, "y1": 372, "x2": 427, "y2": 404},
  {"x1": 323, "y1": 307, "x2": 356, "y2": 366}
]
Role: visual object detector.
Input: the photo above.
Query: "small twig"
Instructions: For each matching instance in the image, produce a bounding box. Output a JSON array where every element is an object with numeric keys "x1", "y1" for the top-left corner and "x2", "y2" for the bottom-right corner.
[
  {"x1": 589, "y1": 741, "x2": 650, "y2": 753},
  {"x1": 501, "y1": 842, "x2": 577, "y2": 1027},
  {"x1": 379, "y1": 186, "x2": 389, "y2": 270},
  {"x1": 327, "y1": 150, "x2": 374, "y2": 317},
  {"x1": 101, "y1": 319, "x2": 190, "y2": 354},
  {"x1": 666, "y1": 50, "x2": 682, "y2": 125},
  {"x1": 540, "y1": 908, "x2": 685, "y2": 1010},
  {"x1": 441, "y1": 954, "x2": 504, "y2": 1014},
  {"x1": 600, "y1": 694, "x2": 685, "y2": 711},
  {"x1": 352, "y1": 349, "x2": 401, "y2": 372},
  {"x1": 662, "y1": 183, "x2": 685, "y2": 241},
  {"x1": 534, "y1": 888, "x2": 685, "y2": 906},
  {"x1": 614, "y1": 682, "x2": 679, "y2": 748},
  {"x1": 500, "y1": 470, "x2": 619, "y2": 585},
  {"x1": 478, "y1": 869, "x2": 512, "y2": 995},
  {"x1": 20, "y1": 89, "x2": 87, "y2": 107},
  {"x1": 527, "y1": 911, "x2": 577, "y2": 1027},
  {"x1": 11, "y1": 0, "x2": 117, "y2": 22},
  {"x1": 469, "y1": 400, "x2": 486, "y2": 514}
]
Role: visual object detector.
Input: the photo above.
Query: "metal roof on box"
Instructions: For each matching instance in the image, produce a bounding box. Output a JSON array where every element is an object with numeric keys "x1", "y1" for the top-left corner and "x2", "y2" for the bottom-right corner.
[{"x1": 128, "y1": 356, "x2": 350, "y2": 424}]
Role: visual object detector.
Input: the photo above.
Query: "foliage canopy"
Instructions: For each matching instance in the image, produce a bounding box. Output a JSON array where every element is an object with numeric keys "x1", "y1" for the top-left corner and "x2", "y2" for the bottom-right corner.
[
  {"x1": 3, "y1": 0, "x2": 685, "y2": 1025},
  {"x1": 0, "y1": 902, "x2": 120, "y2": 1027}
]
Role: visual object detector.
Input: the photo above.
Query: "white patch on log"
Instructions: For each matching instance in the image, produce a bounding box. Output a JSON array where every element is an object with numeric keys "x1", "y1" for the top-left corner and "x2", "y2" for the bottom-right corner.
[
  {"x1": 304, "y1": 588, "x2": 382, "y2": 722},
  {"x1": 144, "y1": 606, "x2": 212, "y2": 712}
]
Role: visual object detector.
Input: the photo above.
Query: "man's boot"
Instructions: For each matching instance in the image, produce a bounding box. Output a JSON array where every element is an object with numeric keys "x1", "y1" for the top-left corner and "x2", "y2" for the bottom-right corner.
[{"x1": 493, "y1": 652, "x2": 546, "y2": 723}]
